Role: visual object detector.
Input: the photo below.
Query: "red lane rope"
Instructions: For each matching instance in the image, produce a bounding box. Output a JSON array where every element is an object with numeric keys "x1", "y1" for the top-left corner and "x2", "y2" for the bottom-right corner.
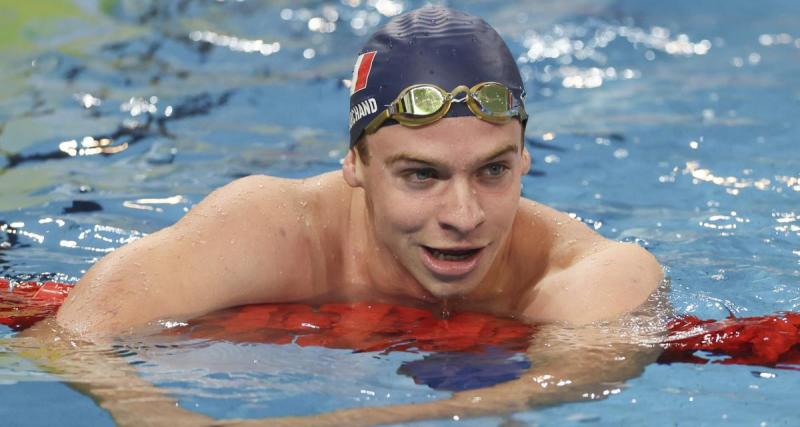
[
  {"x1": 2, "y1": 279, "x2": 798, "y2": 369},
  {"x1": 658, "y1": 313, "x2": 800, "y2": 369},
  {"x1": 0, "y1": 279, "x2": 70, "y2": 331},
  {"x1": 160, "y1": 302, "x2": 536, "y2": 353}
]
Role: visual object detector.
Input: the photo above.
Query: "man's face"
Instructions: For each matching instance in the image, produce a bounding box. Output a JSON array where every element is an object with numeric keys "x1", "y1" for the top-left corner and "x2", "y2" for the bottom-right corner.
[{"x1": 346, "y1": 116, "x2": 530, "y2": 299}]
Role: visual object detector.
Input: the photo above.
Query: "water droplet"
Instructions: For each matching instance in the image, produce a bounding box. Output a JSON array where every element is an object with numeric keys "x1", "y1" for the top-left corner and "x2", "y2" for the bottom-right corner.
[{"x1": 438, "y1": 300, "x2": 451, "y2": 319}]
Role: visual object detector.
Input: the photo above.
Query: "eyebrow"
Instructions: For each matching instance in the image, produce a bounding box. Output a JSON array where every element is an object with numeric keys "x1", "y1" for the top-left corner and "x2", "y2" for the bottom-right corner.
[{"x1": 384, "y1": 143, "x2": 521, "y2": 168}]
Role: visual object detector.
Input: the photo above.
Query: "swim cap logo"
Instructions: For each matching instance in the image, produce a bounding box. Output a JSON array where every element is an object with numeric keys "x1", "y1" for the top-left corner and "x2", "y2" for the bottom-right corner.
[
  {"x1": 350, "y1": 51, "x2": 377, "y2": 95},
  {"x1": 349, "y1": 98, "x2": 378, "y2": 129}
]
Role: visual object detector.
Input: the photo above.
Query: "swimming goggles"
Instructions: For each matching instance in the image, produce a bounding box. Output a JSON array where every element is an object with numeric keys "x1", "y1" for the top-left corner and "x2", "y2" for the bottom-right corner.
[{"x1": 363, "y1": 82, "x2": 527, "y2": 135}]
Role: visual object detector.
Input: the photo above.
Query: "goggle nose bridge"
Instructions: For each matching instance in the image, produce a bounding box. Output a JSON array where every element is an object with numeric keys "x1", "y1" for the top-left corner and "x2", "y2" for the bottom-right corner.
[{"x1": 448, "y1": 85, "x2": 471, "y2": 103}]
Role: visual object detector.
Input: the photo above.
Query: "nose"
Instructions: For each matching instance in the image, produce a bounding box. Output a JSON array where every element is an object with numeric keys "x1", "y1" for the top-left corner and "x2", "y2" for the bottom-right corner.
[{"x1": 438, "y1": 178, "x2": 485, "y2": 235}]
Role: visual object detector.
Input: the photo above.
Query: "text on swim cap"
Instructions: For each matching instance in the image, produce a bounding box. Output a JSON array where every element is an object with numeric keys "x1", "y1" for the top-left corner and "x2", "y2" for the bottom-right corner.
[{"x1": 349, "y1": 98, "x2": 378, "y2": 129}]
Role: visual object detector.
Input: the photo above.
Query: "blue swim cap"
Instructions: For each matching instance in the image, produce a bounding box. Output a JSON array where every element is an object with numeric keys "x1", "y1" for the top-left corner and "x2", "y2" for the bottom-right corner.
[{"x1": 348, "y1": 6, "x2": 527, "y2": 147}]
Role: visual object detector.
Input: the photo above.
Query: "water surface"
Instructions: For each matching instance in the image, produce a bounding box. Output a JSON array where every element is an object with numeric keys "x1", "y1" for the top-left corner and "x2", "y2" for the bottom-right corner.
[{"x1": 1, "y1": 0, "x2": 799, "y2": 425}]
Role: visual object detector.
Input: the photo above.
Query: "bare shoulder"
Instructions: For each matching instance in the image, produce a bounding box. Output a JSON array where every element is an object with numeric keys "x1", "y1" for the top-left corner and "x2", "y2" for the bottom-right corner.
[
  {"x1": 183, "y1": 174, "x2": 306, "y2": 219},
  {"x1": 517, "y1": 199, "x2": 663, "y2": 324},
  {"x1": 174, "y1": 172, "x2": 348, "y2": 285},
  {"x1": 514, "y1": 199, "x2": 602, "y2": 268},
  {"x1": 174, "y1": 175, "x2": 307, "y2": 252},
  {"x1": 181, "y1": 172, "x2": 346, "y2": 237},
  {"x1": 57, "y1": 172, "x2": 346, "y2": 336}
]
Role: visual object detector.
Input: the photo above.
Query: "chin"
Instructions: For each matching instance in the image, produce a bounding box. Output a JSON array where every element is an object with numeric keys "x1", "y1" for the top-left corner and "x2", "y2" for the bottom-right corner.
[{"x1": 417, "y1": 276, "x2": 483, "y2": 300}]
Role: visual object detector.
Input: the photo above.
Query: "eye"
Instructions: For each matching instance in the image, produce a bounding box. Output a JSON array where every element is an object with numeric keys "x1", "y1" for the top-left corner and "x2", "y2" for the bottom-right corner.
[
  {"x1": 481, "y1": 163, "x2": 509, "y2": 178},
  {"x1": 409, "y1": 168, "x2": 437, "y2": 182}
]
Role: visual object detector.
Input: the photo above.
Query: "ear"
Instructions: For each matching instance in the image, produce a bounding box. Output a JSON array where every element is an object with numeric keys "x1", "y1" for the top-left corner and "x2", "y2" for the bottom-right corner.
[
  {"x1": 342, "y1": 149, "x2": 365, "y2": 188},
  {"x1": 521, "y1": 146, "x2": 531, "y2": 175}
]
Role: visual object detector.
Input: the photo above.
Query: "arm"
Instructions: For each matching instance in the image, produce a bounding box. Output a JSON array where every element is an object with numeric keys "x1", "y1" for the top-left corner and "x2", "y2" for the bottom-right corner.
[
  {"x1": 56, "y1": 175, "x2": 325, "y2": 338},
  {"x1": 523, "y1": 240, "x2": 664, "y2": 324},
  {"x1": 216, "y1": 216, "x2": 667, "y2": 426},
  {"x1": 18, "y1": 174, "x2": 337, "y2": 426},
  {"x1": 514, "y1": 199, "x2": 664, "y2": 325},
  {"x1": 15, "y1": 297, "x2": 664, "y2": 427},
  {"x1": 13, "y1": 318, "x2": 217, "y2": 427},
  {"x1": 217, "y1": 288, "x2": 669, "y2": 427}
]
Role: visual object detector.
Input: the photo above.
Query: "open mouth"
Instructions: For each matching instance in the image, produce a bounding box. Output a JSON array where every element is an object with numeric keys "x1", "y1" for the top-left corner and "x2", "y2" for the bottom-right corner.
[
  {"x1": 423, "y1": 246, "x2": 482, "y2": 261},
  {"x1": 420, "y1": 245, "x2": 485, "y2": 279}
]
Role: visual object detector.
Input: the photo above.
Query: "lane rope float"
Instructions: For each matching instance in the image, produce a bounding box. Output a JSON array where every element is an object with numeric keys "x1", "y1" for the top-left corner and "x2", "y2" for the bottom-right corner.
[{"x1": 2, "y1": 278, "x2": 798, "y2": 370}]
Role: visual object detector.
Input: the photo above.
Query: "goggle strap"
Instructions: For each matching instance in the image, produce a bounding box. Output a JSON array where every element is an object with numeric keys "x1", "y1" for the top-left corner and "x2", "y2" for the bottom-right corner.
[{"x1": 364, "y1": 109, "x2": 392, "y2": 135}]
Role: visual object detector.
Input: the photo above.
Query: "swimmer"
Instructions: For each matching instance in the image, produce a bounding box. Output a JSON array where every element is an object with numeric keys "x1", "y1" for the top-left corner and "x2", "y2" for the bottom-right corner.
[
  {"x1": 29, "y1": 6, "x2": 664, "y2": 426},
  {"x1": 57, "y1": 7, "x2": 662, "y2": 336}
]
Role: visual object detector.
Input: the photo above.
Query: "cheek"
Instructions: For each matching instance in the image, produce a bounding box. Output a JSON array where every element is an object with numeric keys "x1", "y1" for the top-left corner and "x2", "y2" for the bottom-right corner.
[
  {"x1": 372, "y1": 191, "x2": 436, "y2": 233},
  {"x1": 365, "y1": 175, "x2": 436, "y2": 234}
]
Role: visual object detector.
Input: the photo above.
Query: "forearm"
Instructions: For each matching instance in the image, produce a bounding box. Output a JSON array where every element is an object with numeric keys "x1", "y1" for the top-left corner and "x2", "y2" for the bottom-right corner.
[
  {"x1": 14, "y1": 318, "x2": 215, "y2": 427},
  {"x1": 219, "y1": 363, "x2": 655, "y2": 427},
  {"x1": 220, "y1": 334, "x2": 661, "y2": 427},
  {"x1": 218, "y1": 399, "x2": 508, "y2": 427},
  {"x1": 223, "y1": 307, "x2": 666, "y2": 427}
]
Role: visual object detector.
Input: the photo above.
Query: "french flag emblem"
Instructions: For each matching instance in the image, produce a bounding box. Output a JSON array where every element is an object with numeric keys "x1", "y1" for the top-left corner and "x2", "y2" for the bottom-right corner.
[{"x1": 350, "y1": 51, "x2": 377, "y2": 95}]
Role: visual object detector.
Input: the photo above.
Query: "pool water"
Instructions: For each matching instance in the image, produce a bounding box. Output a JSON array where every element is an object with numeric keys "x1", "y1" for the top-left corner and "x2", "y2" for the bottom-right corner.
[{"x1": 1, "y1": 0, "x2": 799, "y2": 425}]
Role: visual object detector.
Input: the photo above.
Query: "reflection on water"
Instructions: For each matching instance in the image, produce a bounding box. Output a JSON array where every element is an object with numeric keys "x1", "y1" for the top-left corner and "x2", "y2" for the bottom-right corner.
[
  {"x1": 1, "y1": 299, "x2": 668, "y2": 421},
  {"x1": 0, "y1": 0, "x2": 799, "y2": 425},
  {"x1": 518, "y1": 19, "x2": 712, "y2": 91}
]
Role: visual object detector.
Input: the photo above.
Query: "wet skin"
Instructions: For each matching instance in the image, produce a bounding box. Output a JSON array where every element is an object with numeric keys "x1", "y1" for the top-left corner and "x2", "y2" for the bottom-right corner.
[
  {"x1": 341, "y1": 116, "x2": 530, "y2": 304},
  {"x1": 56, "y1": 116, "x2": 663, "y2": 336},
  {"x1": 42, "y1": 115, "x2": 666, "y2": 427}
]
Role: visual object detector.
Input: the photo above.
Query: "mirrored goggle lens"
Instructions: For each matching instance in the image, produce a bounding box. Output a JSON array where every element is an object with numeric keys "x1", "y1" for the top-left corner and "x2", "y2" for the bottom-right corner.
[
  {"x1": 400, "y1": 87, "x2": 446, "y2": 116},
  {"x1": 474, "y1": 84, "x2": 512, "y2": 115}
]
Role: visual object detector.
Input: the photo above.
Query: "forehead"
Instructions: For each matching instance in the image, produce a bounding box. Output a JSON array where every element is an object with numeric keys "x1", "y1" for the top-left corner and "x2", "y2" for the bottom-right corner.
[{"x1": 366, "y1": 116, "x2": 521, "y2": 164}]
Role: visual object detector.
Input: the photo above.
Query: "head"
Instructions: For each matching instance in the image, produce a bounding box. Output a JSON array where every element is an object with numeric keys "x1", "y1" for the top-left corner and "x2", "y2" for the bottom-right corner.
[{"x1": 343, "y1": 6, "x2": 530, "y2": 299}]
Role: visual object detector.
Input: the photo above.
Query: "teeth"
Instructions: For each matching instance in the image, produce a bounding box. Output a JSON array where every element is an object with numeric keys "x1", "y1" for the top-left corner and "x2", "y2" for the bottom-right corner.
[{"x1": 430, "y1": 249, "x2": 474, "y2": 261}]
